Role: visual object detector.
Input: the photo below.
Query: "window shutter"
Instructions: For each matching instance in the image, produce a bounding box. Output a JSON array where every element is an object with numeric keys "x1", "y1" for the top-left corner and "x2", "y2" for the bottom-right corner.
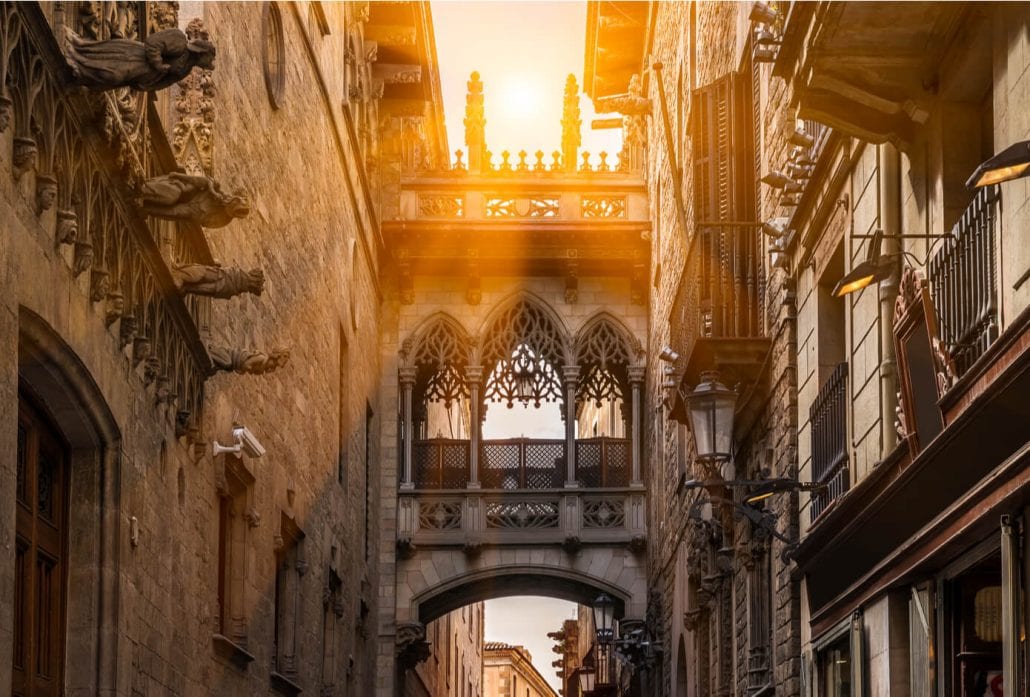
[{"x1": 909, "y1": 586, "x2": 932, "y2": 697}]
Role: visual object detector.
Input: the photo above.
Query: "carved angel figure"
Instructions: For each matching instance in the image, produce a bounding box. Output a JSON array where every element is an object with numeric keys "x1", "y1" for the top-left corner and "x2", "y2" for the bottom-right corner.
[
  {"x1": 209, "y1": 346, "x2": 290, "y2": 376},
  {"x1": 64, "y1": 27, "x2": 215, "y2": 92},
  {"x1": 139, "y1": 172, "x2": 249, "y2": 228},
  {"x1": 171, "y1": 264, "x2": 264, "y2": 299}
]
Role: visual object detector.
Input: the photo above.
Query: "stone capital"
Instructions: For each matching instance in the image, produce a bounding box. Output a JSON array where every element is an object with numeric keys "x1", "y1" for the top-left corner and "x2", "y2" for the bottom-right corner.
[
  {"x1": 561, "y1": 365, "x2": 580, "y2": 383},
  {"x1": 464, "y1": 365, "x2": 484, "y2": 383},
  {"x1": 399, "y1": 367, "x2": 417, "y2": 385},
  {"x1": 628, "y1": 365, "x2": 646, "y2": 384}
]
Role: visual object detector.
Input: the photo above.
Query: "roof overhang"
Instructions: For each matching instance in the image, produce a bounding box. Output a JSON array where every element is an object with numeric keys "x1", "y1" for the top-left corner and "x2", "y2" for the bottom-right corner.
[{"x1": 584, "y1": 1, "x2": 651, "y2": 101}]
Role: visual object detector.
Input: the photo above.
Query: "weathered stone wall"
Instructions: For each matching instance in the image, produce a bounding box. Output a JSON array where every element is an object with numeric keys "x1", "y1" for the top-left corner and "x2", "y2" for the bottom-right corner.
[{"x1": 0, "y1": 2, "x2": 384, "y2": 695}]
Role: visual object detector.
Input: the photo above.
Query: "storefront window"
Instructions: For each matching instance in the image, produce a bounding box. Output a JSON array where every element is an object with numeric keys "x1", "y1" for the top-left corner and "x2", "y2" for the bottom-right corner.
[
  {"x1": 944, "y1": 550, "x2": 1004, "y2": 697},
  {"x1": 818, "y1": 635, "x2": 852, "y2": 697}
]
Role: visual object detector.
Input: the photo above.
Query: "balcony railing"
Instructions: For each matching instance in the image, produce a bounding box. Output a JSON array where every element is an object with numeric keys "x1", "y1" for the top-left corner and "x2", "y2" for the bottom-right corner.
[
  {"x1": 412, "y1": 437, "x2": 631, "y2": 490},
  {"x1": 810, "y1": 362, "x2": 849, "y2": 522},
  {"x1": 928, "y1": 186, "x2": 1000, "y2": 377}
]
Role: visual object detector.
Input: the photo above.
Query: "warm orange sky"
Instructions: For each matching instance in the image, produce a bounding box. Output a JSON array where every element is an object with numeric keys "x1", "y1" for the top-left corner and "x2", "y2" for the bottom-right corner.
[{"x1": 432, "y1": 1, "x2": 623, "y2": 167}]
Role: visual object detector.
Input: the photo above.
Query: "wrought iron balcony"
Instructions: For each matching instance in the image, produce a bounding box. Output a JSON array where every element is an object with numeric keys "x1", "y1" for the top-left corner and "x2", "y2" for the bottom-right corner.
[
  {"x1": 929, "y1": 186, "x2": 1000, "y2": 378},
  {"x1": 809, "y1": 362, "x2": 849, "y2": 522},
  {"x1": 412, "y1": 437, "x2": 631, "y2": 491}
]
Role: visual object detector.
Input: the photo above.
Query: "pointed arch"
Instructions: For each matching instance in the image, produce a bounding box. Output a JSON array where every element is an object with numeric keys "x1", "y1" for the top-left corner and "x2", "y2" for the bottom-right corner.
[
  {"x1": 401, "y1": 312, "x2": 472, "y2": 409},
  {"x1": 574, "y1": 312, "x2": 641, "y2": 409},
  {"x1": 478, "y1": 293, "x2": 571, "y2": 408}
]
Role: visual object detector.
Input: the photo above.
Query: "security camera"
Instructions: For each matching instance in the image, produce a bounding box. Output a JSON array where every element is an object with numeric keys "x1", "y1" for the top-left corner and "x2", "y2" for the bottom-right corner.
[
  {"x1": 213, "y1": 425, "x2": 266, "y2": 459},
  {"x1": 658, "y1": 346, "x2": 680, "y2": 363}
]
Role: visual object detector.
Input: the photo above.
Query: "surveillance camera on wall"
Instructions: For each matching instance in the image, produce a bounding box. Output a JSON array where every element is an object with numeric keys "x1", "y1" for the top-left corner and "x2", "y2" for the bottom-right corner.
[
  {"x1": 658, "y1": 346, "x2": 680, "y2": 363},
  {"x1": 213, "y1": 425, "x2": 266, "y2": 459}
]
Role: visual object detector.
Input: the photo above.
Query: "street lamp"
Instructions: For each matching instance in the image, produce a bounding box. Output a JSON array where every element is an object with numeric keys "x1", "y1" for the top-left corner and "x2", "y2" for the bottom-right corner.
[
  {"x1": 683, "y1": 371, "x2": 737, "y2": 463},
  {"x1": 577, "y1": 666, "x2": 597, "y2": 695},
  {"x1": 831, "y1": 229, "x2": 895, "y2": 297},
  {"x1": 967, "y1": 140, "x2": 1030, "y2": 189},
  {"x1": 592, "y1": 593, "x2": 616, "y2": 645}
]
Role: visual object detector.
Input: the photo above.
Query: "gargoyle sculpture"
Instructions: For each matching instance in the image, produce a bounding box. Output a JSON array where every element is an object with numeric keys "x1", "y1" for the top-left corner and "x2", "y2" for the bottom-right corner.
[
  {"x1": 171, "y1": 264, "x2": 264, "y2": 299},
  {"x1": 209, "y1": 346, "x2": 289, "y2": 376},
  {"x1": 64, "y1": 28, "x2": 215, "y2": 92},
  {"x1": 139, "y1": 173, "x2": 249, "y2": 228}
]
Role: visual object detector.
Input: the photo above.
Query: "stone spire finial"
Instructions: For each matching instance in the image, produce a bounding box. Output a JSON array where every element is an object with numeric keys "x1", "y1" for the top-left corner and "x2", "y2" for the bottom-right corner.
[
  {"x1": 464, "y1": 71, "x2": 486, "y2": 172},
  {"x1": 561, "y1": 74, "x2": 581, "y2": 173}
]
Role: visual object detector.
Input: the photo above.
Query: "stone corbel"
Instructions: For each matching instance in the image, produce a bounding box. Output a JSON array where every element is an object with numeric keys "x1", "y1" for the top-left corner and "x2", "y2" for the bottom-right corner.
[
  {"x1": 395, "y1": 622, "x2": 431, "y2": 670},
  {"x1": 171, "y1": 263, "x2": 264, "y2": 299},
  {"x1": 565, "y1": 258, "x2": 579, "y2": 303}
]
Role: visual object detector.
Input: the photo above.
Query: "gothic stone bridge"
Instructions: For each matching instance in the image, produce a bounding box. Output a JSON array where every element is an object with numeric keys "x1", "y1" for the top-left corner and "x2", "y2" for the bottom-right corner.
[{"x1": 378, "y1": 73, "x2": 651, "y2": 693}]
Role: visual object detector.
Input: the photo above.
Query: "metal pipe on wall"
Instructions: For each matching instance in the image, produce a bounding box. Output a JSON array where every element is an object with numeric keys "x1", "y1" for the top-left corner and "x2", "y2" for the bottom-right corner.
[{"x1": 878, "y1": 143, "x2": 901, "y2": 454}]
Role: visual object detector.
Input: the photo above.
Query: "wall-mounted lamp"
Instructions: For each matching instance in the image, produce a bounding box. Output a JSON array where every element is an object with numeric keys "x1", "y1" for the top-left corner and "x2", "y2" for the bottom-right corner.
[
  {"x1": 761, "y1": 170, "x2": 802, "y2": 193},
  {"x1": 761, "y1": 217, "x2": 790, "y2": 238},
  {"x1": 755, "y1": 28, "x2": 780, "y2": 46},
  {"x1": 966, "y1": 140, "x2": 1030, "y2": 189},
  {"x1": 832, "y1": 229, "x2": 895, "y2": 297},
  {"x1": 753, "y1": 46, "x2": 778, "y2": 63},
  {"x1": 749, "y1": 1, "x2": 778, "y2": 25},
  {"x1": 789, "y1": 128, "x2": 815, "y2": 149},
  {"x1": 684, "y1": 371, "x2": 737, "y2": 463},
  {"x1": 658, "y1": 346, "x2": 680, "y2": 363}
]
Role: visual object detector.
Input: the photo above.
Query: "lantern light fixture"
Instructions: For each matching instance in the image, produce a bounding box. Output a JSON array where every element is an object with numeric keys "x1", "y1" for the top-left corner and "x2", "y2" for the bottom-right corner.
[
  {"x1": 658, "y1": 346, "x2": 680, "y2": 363},
  {"x1": 592, "y1": 593, "x2": 616, "y2": 645},
  {"x1": 684, "y1": 371, "x2": 737, "y2": 462},
  {"x1": 761, "y1": 170, "x2": 802, "y2": 192},
  {"x1": 750, "y1": 1, "x2": 778, "y2": 25},
  {"x1": 789, "y1": 128, "x2": 815, "y2": 149},
  {"x1": 967, "y1": 140, "x2": 1030, "y2": 189},
  {"x1": 577, "y1": 666, "x2": 597, "y2": 694},
  {"x1": 761, "y1": 217, "x2": 790, "y2": 238}
]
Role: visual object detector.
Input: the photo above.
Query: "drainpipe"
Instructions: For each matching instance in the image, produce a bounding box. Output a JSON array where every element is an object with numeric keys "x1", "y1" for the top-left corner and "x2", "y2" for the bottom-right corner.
[{"x1": 878, "y1": 143, "x2": 901, "y2": 454}]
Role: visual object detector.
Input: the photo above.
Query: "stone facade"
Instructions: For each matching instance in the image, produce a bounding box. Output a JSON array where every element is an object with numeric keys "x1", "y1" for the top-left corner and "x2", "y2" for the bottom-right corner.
[
  {"x1": 0, "y1": 2, "x2": 439, "y2": 696},
  {"x1": 483, "y1": 643, "x2": 558, "y2": 697},
  {"x1": 408, "y1": 604, "x2": 485, "y2": 697}
]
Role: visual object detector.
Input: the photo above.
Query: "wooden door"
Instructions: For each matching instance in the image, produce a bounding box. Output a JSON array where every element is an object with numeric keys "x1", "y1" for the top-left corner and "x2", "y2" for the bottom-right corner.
[{"x1": 13, "y1": 396, "x2": 67, "y2": 697}]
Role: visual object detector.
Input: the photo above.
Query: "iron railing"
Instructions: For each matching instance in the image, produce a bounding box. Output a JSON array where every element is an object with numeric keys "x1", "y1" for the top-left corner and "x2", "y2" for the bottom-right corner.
[
  {"x1": 810, "y1": 363, "x2": 849, "y2": 522},
  {"x1": 928, "y1": 186, "x2": 999, "y2": 377},
  {"x1": 671, "y1": 223, "x2": 763, "y2": 364},
  {"x1": 412, "y1": 437, "x2": 631, "y2": 490}
]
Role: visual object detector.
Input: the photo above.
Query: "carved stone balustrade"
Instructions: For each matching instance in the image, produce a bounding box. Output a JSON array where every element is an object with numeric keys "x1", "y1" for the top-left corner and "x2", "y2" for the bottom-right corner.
[{"x1": 397, "y1": 487, "x2": 646, "y2": 549}]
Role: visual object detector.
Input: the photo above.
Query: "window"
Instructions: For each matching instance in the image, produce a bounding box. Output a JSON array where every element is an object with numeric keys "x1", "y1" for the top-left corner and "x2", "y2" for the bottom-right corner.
[
  {"x1": 272, "y1": 514, "x2": 305, "y2": 687},
  {"x1": 364, "y1": 402, "x2": 374, "y2": 561},
  {"x1": 818, "y1": 634, "x2": 852, "y2": 697},
  {"x1": 263, "y1": 2, "x2": 286, "y2": 108},
  {"x1": 216, "y1": 456, "x2": 255, "y2": 653},
  {"x1": 13, "y1": 396, "x2": 68, "y2": 696},
  {"x1": 338, "y1": 331, "x2": 349, "y2": 486},
  {"x1": 320, "y1": 564, "x2": 343, "y2": 693}
]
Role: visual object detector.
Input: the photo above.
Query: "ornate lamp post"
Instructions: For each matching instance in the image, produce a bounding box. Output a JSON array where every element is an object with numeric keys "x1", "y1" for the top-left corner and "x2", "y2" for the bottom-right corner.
[
  {"x1": 683, "y1": 371, "x2": 737, "y2": 471},
  {"x1": 592, "y1": 593, "x2": 618, "y2": 695}
]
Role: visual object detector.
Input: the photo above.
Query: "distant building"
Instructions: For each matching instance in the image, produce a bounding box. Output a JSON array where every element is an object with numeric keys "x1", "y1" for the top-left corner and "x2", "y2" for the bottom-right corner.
[
  {"x1": 484, "y1": 643, "x2": 560, "y2": 697},
  {"x1": 407, "y1": 603, "x2": 485, "y2": 697}
]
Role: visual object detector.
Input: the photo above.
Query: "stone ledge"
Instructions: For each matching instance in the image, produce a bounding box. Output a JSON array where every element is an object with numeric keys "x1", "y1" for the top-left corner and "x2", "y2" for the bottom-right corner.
[
  {"x1": 211, "y1": 633, "x2": 254, "y2": 670},
  {"x1": 270, "y1": 670, "x2": 304, "y2": 696}
]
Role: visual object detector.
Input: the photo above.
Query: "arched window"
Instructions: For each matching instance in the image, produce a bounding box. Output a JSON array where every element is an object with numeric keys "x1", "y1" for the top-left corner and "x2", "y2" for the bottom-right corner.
[
  {"x1": 263, "y1": 2, "x2": 286, "y2": 108},
  {"x1": 481, "y1": 299, "x2": 566, "y2": 409},
  {"x1": 575, "y1": 318, "x2": 633, "y2": 437},
  {"x1": 410, "y1": 318, "x2": 470, "y2": 440}
]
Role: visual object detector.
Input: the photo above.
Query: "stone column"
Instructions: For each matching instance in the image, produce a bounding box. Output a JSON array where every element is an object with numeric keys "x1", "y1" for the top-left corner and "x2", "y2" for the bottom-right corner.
[
  {"x1": 465, "y1": 365, "x2": 483, "y2": 488},
  {"x1": 562, "y1": 365, "x2": 580, "y2": 487},
  {"x1": 628, "y1": 366, "x2": 645, "y2": 488},
  {"x1": 399, "y1": 367, "x2": 416, "y2": 490}
]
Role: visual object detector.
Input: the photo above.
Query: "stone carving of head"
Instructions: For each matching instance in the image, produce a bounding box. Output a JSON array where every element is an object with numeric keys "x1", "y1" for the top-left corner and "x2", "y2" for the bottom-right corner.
[{"x1": 188, "y1": 39, "x2": 216, "y2": 70}]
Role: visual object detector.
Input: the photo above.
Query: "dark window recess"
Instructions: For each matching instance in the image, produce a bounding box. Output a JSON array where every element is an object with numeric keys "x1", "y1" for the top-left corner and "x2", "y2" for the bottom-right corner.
[
  {"x1": 810, "y1": 362, "x2": 849, "y2": 522},
  {"x1": 273, "y1": 515, "x2": 305, "y2": 687}
]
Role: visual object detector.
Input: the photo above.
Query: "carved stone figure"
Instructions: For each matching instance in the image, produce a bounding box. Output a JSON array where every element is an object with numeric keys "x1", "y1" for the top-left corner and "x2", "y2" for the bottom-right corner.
[
  {"x1": 56, "y1": 208, "x2": 78, "y2": 246},
  {"x1": 208, "y1": 346, "x2": 290, "y2": 376},
  {"x1": 138, "y1": 172, "x2": 249, "y2": 227},
  {"x1": 35, "y1": 174, "x2": 57, "y2": 215},
  {"x1": 171, "y1": 264, "x2": 264, "y2": 299},
  {"x1": 64, "y1": 28, "x2": 215, "y2": 92}
]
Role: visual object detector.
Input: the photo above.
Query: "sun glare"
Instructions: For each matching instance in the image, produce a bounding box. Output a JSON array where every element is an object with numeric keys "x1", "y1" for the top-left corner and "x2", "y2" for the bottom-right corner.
[{"x1": 499, "y1": 78, "x2": 543, "y2": 120}]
